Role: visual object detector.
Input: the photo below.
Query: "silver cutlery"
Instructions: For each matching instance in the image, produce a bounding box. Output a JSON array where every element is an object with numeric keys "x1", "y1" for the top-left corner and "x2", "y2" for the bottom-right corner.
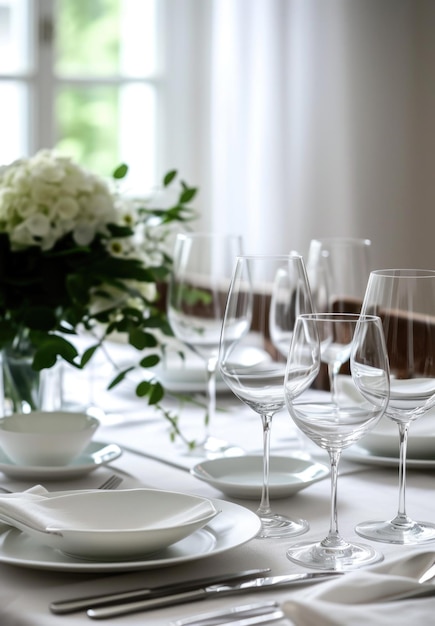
[
  {"x1": 49, "y1": 569, "x2": 271, "y2": 615},
  {"x1": 0, "y1": 474, "x2": 123, "y2": 494},
  {"x1": 97, "y1": 474, "x2": 123, "y2": 490},
  {"x1": 86, "y1": 571, "x2": 343, "y2": 619},
  {"x1": 171, "y1": 601, "x2": 284, "y2": 626},
  {"x1": 216, "y1": 611, "x2": 286, "y2": 626}
]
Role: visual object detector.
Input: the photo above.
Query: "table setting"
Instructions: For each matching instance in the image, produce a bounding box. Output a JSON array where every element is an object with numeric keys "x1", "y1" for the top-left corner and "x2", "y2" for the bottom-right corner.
[{"x1": 0, "y1": 156, "x2": 435, "y2": 626}]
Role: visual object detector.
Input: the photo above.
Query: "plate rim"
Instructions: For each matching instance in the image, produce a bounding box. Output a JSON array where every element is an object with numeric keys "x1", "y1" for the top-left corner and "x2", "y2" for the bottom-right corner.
[
  {"x1": 344, "y1": 445, "x2": 435, "y2": 469},
  {"x1": 0, "y1": 440, "x2": 122, "y2": 479},
  {"x1": 191, "y1": 454, "x2": 330, "y2": 499},
  {"x1": 0, "y1": 498, "x2": 261, "y2": 572}
]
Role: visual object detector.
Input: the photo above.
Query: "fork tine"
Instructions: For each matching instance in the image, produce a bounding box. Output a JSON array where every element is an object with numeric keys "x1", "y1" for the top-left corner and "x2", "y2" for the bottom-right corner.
[{"x1": 98, "y1": 475, "x2": 123, "y2": 490}]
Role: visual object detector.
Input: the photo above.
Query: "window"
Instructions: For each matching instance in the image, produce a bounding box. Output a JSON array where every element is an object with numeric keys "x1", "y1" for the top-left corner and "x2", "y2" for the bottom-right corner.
[{"x1": 0, "y1": 0, "x2": 163, "y2": 193}]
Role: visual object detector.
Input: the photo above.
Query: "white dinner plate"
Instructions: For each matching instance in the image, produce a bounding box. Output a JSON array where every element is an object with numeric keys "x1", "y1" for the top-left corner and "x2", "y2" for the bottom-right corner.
[
  {"x1": 0, "y1": 441, "x2": 122, "y2": 480},
  {"x1": 191, "y1": 455, "x2": 330, "y2": 499},
  {"x1": 344, "y1": 445, "x2": 435, "y2": 469},
  {"x1": 0, "y1": 489, "x2": 219, "y2": 560},
  {"x1": 359, "y1": 410, "x2": 435, "y2": 459},
  {"x1": 0, "y1": 499, "x2": 260, "y2": 572}
]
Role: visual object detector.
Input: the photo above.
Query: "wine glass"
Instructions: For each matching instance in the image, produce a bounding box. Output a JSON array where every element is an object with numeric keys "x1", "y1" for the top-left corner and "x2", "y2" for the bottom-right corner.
[
  {"x1": 167, "y1": 232, "x2": 243, "y2": 456},
  {"x1": 284, "y1": 313, "x2": 390, "y2": 570},
  {"x1": 306, "y1": 237, "x2": 372, "y2": 399},
  {"x1": 307, "y1": 237, "x2": 372, "y2": 314},
  {"x1": 355, "y1": 269, "x2": 435, "y2": 544},
  {"x1": 219, "y1": 254, "x2": 313, "y2": 538}
]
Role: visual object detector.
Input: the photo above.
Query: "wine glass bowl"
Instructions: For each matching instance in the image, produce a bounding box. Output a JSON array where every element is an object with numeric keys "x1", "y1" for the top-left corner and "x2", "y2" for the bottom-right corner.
[
  {"x1": 167, "y1": 232, "x2": 243, "y2": 456},
  {"x1": 306, "y1": 237, "x2": 372, "y2": 396},
  {"x1": 219, "y1": 254, "x2": 313, "y2": 538},
  {"x1": 307, "y1": 237, "x2": 372, "y2": 314},
  {"x1": 284, "y1": 313, "x2": 390, "y2": 570},
  {"x1": 355, "y1": 269, "x2": 435, "y2": 544}
]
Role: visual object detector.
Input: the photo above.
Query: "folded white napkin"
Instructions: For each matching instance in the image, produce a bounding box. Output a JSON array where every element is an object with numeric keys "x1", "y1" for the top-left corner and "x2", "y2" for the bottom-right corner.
[
  {"x1": 0, "y1": 486, "x2": 58, "y2": 533},
  {"x1": 283, "y1": 551, "x2": 435, "y2": 626},
  {"x1": 0, "y1": 485, "x2": 49, "y2": 532}
]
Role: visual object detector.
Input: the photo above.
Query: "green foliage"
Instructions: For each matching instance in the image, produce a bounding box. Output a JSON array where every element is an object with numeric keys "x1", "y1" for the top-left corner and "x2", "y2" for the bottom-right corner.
[{"x1": 0, "y1": 167, "x2": 198, "y2": 411}]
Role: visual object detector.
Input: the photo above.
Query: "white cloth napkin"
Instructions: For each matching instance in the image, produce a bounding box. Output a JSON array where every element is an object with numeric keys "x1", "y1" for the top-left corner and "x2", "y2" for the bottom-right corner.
[
  {"x1": 0, "y1": 485, "x2": 81, "y2": 532},
  {"x1": 0, "y1": 485, "x2": 49, "y2": 532},
  {"x1": 282, "y1": 551, "x2": 435, "y2": 626}
]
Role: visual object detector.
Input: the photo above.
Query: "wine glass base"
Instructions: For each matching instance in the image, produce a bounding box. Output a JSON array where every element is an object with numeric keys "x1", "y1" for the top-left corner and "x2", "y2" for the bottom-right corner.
[
  {"x1": 187, "y1": 436, "x2": 244, "y2": 459},
  {"x1": 257, "y1": 514, "x2": 309, "y2": 539},
  {"x1": 355, "y1": 519, "x2": 435, "y2": 545},
  {"x1": 286, "y1": 539, "x2": 383, "y2": 571}
]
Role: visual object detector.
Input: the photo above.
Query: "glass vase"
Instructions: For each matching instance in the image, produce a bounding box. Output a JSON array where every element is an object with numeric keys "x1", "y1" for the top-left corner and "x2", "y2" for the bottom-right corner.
[{"x1": 1, "y1": 346, "x2": 62, "y2": 415}]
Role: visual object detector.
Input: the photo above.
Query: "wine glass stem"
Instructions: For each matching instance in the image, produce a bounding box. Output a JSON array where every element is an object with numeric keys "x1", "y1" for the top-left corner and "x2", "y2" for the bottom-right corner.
[
  {"x1": 328, "y1": 362, "x2": 340, "y2": 404},
  {"x1": 257, "y1": 412, "x2": 273, "y2": 516},
  {"x1": 395, "y1": 421, "x2": 411, "y2": 524},
  {"x1": 204, "y1": 356, "x2": 217, "y2": 442},
  {"x1": 322, "y1": 448, "x2": 346, "y2": 548}
]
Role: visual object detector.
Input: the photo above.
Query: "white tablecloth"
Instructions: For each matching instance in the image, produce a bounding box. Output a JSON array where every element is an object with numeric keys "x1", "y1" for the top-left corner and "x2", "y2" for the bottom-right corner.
[{"x1": 0, "y1": 381, "x2": 434, "y2": 625}]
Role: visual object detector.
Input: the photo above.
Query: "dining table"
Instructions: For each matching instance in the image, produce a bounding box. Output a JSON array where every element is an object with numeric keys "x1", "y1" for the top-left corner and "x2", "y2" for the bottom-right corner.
[{"x1": 0, "y1": 343, "x2": 435, "y2": 626}]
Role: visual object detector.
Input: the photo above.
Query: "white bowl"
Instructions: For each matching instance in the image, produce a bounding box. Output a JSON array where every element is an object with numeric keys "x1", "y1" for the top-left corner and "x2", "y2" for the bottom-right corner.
[
  {"x1": 191, "y1": 455, "x2": 330, "y2": 499},
  {"x1": 0, "y1": 412, "x2": 99, "y2": 467},
  {"x1": 2, "y1": 489, "x2": 220, "y2": 559}
]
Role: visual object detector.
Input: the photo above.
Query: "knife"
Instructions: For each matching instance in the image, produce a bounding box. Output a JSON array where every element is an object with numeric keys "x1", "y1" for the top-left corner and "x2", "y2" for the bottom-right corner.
[
  {"x1": 49, "y1": 568, "x2": 271, "y2": 614},
  {"x1": 87, "y1": 572, "x2": 343, "y2": 619}
]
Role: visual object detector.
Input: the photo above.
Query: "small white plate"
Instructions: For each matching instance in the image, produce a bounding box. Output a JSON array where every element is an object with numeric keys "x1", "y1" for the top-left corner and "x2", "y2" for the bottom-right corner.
[
  {"x1": 359, "y1": 410, "x2": 435, "y2": 459},
  {"x1": 0, "y1": 499, "x2": 260, "y2": 572},
  {"x1": 0, "y1": 441, "x2": 122, "y2": 480},
  {"x1": 0, "y1": 489, "x2": 219, "y2": 560},
  {"x1": 344, "y1": 445, "x2": 435, "y2": 469},
  {"x1": 191, "y1": 455, "x2": 330, "y2": 499}
]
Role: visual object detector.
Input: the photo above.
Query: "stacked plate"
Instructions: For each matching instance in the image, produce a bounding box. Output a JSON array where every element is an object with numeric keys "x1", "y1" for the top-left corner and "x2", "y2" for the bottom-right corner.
[
  {"x1": 345, "y1": 410, "x2": 435, "y2": 468},
  {"x1": 0, "y1": 488, "x2": 261, "y2": 573}
]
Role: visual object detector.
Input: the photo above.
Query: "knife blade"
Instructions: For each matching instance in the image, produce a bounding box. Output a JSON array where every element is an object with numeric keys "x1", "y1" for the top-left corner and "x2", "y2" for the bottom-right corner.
[
  {"x1": 171, "y1": 601, "x2": 281, "y2": 626},
  {"x1": 87, "y1": 572, "x2": 343, "y2": 619},
  {"x1": 49, "y1": 568, "x2": 271, "y2": 614}
]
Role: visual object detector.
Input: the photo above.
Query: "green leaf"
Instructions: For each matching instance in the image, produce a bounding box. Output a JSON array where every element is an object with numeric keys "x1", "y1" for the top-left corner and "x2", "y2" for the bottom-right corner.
[
  {"x1": 81, "y1": 344, "x2": 99, "y2": 367},
  {"x1": 163, "y1": 170, "x2": 177, "y2": 186},
  {"x1": 129, "y1": 328, "x2": 158, "y2": 350},
  {"x1": 149, "y1": 381, "x2": 164, "y2": 404},
  {"x1": 180, "y1": 187, "x2": 198, "y2": 203},
  {"x1": 139, "y1": 354, "x2": 160, "y2": 368},
  {"x1": 107, "y1": 366, "x2": 135, "y2": 390},
  {"x1": 113, "y1": 163, "x2": 129, "y2": 179},
  {"x1": 32, "y1": 336, "x2": 78, "y2": 370},
  {"x1": 136, "y1": 380, "x2": 151, "y2": 397}
]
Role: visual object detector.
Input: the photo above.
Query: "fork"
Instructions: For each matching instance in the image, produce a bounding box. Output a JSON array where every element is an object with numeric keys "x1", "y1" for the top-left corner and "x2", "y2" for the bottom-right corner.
[
  {"x1": 97, "y1": 474, "x2": 123, "y2": 490},
  {"x1": 0, "y1": 474, "x2": 123, "y2": 494}
]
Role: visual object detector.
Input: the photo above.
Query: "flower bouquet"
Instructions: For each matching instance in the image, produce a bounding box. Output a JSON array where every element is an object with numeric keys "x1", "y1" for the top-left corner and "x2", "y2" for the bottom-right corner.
[{"x1": 0, "y1": 149, "x2": 197, "y2": 426}]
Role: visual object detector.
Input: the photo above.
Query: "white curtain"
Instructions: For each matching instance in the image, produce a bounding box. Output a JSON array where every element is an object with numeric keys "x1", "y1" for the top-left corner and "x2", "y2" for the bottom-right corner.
[{"x1": 163, "y1": 0, "x2": 435, "y2": 270}]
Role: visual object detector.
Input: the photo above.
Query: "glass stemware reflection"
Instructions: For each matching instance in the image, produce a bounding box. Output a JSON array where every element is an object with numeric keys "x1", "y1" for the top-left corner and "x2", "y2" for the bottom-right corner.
[
  {"x1": 284, "y1": 313, "x2": 390, "y2": 570},
  {"x1": 355, "y1": 269, "x2": 435, "y2": 544},
  {"x1": 167, "y1": 232, "x2": 243, "y2": 456},
  {"x1": 219, "y1": 254, "x2": 313, "y2": 538}
]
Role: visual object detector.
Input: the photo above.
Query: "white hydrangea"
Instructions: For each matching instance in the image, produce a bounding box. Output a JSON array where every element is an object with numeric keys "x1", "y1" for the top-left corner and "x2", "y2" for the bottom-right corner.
[{"x1": 0, "y1": 149, "x2": 117, "y2": 251}]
